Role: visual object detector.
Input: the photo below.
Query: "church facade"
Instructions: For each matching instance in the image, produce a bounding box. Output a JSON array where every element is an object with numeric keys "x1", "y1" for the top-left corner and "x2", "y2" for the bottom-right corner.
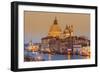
[{"x1": 40, "y1": 17, "x2": 90, "y2": 54}]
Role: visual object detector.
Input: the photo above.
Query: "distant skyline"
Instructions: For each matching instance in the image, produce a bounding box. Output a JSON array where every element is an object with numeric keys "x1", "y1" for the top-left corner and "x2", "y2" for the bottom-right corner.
[{"x1": 24, "y1": 11, "x2": 90, "y2": 44}]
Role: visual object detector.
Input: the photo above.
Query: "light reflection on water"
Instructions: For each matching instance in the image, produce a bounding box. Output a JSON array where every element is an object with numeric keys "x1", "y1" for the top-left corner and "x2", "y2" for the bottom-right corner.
[
  {"x1": 24, "y1": 50, "x2": 89, "y2": 61},
  {"x1": 42, "y1": 54, "x2": 87, "y2": 61}
]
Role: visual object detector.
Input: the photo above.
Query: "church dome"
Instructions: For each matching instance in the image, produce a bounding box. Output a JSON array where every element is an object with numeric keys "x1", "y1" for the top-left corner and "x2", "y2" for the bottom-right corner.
[
  {"x1": 63, "y1": 25, "x2": 73, "y2": 38},
  {"x1": 48, "y1": 17, "x2": 62, "y2": 37}
]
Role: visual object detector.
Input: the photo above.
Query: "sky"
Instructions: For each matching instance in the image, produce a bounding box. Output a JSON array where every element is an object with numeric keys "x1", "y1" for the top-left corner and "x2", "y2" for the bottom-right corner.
[{"x1": 24, "y1": 11, "x2": 90, "y2": 44}]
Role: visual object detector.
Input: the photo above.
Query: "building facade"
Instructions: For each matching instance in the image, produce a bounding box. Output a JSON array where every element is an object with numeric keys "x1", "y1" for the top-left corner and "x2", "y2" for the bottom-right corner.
[{"x1": 41, "y1": 17, "x2": 90, "y2": 54}]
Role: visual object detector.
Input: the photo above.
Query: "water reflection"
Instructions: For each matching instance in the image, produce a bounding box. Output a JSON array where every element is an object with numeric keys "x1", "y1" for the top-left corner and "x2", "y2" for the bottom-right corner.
[
  {"x1": 68, "y1": 55, "x2": 71, "y2": 60},
  {"x1": 24, "y1": 50, "x2": 90, "y2": 62},
  {"x1": 48, "y1": 54, "x2": 52, "y2": 60}
]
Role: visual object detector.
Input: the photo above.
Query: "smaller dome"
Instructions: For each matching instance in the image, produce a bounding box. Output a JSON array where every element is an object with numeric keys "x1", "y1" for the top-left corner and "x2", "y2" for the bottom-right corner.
[
  {"x1": 63, "y1": 25, "x2": 71, "y2": 37},
  {"x1": 63, "y1": 25, "x2": 69, "y2": 34},
  {"x1": 63, "y1": 25, "x2": 73, "y2": 37}
]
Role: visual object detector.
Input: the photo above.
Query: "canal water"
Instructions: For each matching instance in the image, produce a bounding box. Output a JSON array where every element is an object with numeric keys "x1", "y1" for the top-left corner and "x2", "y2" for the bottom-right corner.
[
  {"x1": 42, "y1": 54, "x2": 87, "y2": 60},
  {"x1": 24, "y1": 50, "x2": 89, "y2": 61}
]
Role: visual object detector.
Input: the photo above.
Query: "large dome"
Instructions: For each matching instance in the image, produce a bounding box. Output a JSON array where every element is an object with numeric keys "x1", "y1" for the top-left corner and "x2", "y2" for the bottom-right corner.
[{"x1": 48, "y1": 17, "x2": 62, "y2": 37}]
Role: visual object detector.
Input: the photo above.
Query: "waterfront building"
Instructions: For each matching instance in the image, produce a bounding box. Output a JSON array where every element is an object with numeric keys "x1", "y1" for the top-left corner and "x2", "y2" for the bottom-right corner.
[
  {"x1": 27, "y1": 41, "x2": 39, "y2": 52},
  {"x1": 40, "y1": 17, "x2": 90, "y2": 54}
]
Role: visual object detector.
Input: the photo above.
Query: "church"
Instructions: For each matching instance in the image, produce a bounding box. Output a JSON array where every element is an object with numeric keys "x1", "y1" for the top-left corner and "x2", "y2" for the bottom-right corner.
[{"x1": 41, "y1": 17, "x2": 90, "y2": 54}]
